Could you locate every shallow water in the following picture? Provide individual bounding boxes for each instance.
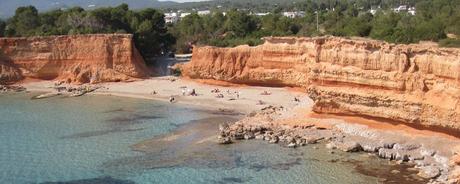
[0,92,425,184]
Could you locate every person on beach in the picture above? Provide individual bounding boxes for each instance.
[182,89,186,96]
[294,97,300,102]
[169,96,175,103]
[191,89,197,96]
[261,91,271,95]
[257,100,265,105]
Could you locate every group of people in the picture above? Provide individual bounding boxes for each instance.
[260,91,272,95]
[211,88,241,99]
[182,88,197,96]
[164,86,300,104]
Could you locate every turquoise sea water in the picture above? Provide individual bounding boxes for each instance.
[0,93,424,184]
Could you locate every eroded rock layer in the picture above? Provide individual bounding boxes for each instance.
[181,36,460,131]
[0,34,150,84]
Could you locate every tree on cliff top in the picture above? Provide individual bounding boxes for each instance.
[1,4,174,59]
[7,6,40,36]
[0,19,5,37]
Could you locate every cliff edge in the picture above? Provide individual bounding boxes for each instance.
[0,34,150,84]
[181,36,460,132]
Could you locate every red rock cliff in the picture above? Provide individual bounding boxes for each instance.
[0,34,150,84]
[181,36,460,131]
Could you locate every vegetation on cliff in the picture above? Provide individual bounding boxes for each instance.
[0,4,174,59]
[170,0,460,52]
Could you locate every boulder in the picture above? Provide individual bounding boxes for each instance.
[334,141,362,152]
[218,136,233,144]
[417,166,441,179]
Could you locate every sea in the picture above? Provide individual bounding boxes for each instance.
[0,92,426,184]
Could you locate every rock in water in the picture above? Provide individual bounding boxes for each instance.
[287,142,296,148]
[244,132,255,140]
[417,166,441,179]
[255,135,264,140]
[329,141,362,152]
[217,136,232,144]
[268,136,279,144]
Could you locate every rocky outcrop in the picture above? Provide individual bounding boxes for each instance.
[0,34,150,84]
[181,36,460,132]
[218,104,460,183]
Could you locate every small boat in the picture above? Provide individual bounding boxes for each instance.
[31,92,60,99]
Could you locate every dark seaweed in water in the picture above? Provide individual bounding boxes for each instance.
[61,112,163,139]
[214,177,253,184]
[41,176,135,184]
[105,114,163,127]
[100,117,242,175]
[60,128,144,139]
[341,157,428,184]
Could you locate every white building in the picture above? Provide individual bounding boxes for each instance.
[282,11,305,18]
[164,13,179,24]
[393,5,416,15]
[180,13,191,18]
[254,12,270,16]
[408,7,416,15]
[197,10,211,16]
[369,9,377,15]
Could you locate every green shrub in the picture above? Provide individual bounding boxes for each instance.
[439,38,460,48]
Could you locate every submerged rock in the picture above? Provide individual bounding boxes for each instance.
[244,132,255,140]
[329,141,362,152]
[417,166,441,179]
[218,136,233,144]
[269,136,279,144]
[287,142,296,148]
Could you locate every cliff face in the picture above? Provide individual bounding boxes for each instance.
[0,34,150,84]
[181,37,460,131]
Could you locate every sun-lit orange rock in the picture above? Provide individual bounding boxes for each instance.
[180,36,460,131]
[0,34,150,84]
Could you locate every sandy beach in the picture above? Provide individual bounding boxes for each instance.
[23,76,309,114]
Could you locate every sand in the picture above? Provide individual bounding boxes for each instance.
[22,76,309,114]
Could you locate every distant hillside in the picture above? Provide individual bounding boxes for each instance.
[0,0,179,18]
[0,0,310,18]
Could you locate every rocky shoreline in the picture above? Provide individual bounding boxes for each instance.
[0,85,26,93]
[1,83,101,99]
[218,106,460,184]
